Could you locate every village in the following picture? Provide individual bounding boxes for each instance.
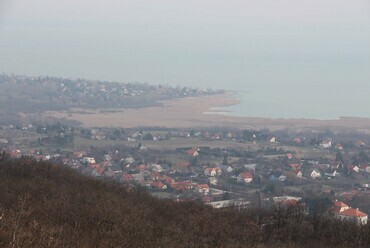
[1,123,370,225]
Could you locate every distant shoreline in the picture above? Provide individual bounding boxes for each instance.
[40,92,370,132]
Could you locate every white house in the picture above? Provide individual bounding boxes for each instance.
[208,177,218,186]
[310,169,321,179]
[206,199,250,209]
[294,170,303,178]
[324,170,338,179]
[82,157,96,164]
[320,139,332,149]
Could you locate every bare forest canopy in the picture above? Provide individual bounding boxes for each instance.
[0,74,221,125]
[1,158,370,248]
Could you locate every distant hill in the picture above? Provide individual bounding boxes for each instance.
[0,157,370,247]
[0,74,220,125]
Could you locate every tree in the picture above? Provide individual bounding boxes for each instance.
[335,150,344,163]
[143,132,153,140]
[222,155,228,165]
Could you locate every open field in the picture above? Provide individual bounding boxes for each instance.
[73,136,261,151]
[42,92,370,132]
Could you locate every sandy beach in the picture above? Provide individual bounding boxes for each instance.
[42,92,370,131]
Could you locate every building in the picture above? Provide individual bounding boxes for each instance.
[206,199,250,209]
[335,208,368,225]
[204,168,222,177]
[332,200,368,225]
[237,172,253,184]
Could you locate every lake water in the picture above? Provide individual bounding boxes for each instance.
[0,23,370,119]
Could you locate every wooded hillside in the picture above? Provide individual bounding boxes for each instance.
[0,157,370,247]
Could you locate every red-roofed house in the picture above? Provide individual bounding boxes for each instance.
[121,174,134,183]
[195,184,210,194]
[186,148,199,157]
[204,168,222,177]
[356,140,366,148]
[237,172,253,184]
[360,164,370,173]
[150,181,167,189]
[332,200,350,213]
[335,208,368,225]
[160,176,175,184]
[92,166,105,177]
[289,164,301,170]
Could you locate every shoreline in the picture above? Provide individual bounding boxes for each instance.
[40,92,370,131]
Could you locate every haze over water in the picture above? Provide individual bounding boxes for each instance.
[1,0,370,119]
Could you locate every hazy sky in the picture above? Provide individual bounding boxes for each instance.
[2,0,370,24]
[0,0,370,89]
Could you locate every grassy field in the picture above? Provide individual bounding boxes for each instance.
[73,136,263,151]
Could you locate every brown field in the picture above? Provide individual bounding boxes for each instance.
[42,92,370,131]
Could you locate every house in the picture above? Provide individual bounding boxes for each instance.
[360,164,370,173]
[124,157,135,165]
[208,177,218,185]
[332,201,368,225]
[335,208,368,225]
[91,166,105,177]
[347,165,360,173]
[82,157,96,164]
[195,184,210,194]
[121,174,134,183]
[320,139,332,149]
[294,170,303,178]
[237,172,253,184]
[150,171,161,181]
[269,174,286,182]
[131,173,145,182]
[244,164,257,171]
[186,148,199,157]
[272,196,302,206]
[325,170,338,179]
[217,164,234,173]
[310,169,321,179]
[150,163,163,172]
[330,161,344,170]
[335,143,343,150]
[355,140,366,148]
[270,137,276,143]
[160,176,175,184]
[171,182,195,191]
[206,199,250,209]
[150,181,167,190]
[289,164,301,170]
[73,151,87,158]
[204,168,222,177]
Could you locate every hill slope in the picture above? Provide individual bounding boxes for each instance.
[0,158,258,247]
[1,158,370,247]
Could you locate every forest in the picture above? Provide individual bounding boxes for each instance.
[1,155,370,248]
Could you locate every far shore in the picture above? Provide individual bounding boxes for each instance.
[41,92,370,132]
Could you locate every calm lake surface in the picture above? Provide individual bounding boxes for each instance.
[0,23,370,119]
